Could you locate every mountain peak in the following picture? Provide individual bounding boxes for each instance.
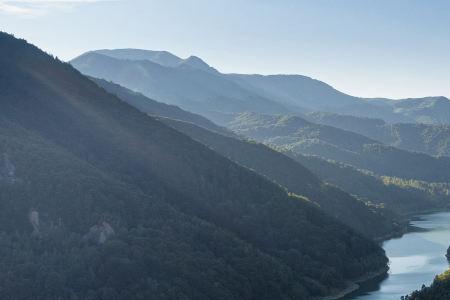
[177,55,219,73]
[90,48,183,67]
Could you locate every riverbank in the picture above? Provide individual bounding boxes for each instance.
[375,209,450,242]
[373,226,409,243]
[322,210,450,300]
[316,267,389,300]
[338,211,450,300]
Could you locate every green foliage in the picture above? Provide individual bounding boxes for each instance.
[289,152,450,214]
[159,117,406,239]
[229,112,450,183]
[404,269,450,300]
[0,32,388,300]
[308,111,450,157]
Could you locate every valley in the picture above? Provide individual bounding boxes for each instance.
[2,9,450,298]
[69,46,450,299]
[346,212,450,300]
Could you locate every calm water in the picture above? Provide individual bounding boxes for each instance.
[345,211,450,300]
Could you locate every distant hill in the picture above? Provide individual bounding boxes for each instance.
[228,112,450,183]
[229,74,450,124]
[72,49,450,125]
[289,153,450,214]
[308,112,450,157]
[0,32,387,300]
[370,96,450,124]
[227,74,407,122]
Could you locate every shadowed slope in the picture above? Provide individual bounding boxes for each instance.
[0,32,387,300]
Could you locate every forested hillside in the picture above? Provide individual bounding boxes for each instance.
[0,32,388,300]
[228,113,450,183]
[91,77,233,136]
[288,153,450,214]
[308,112,450,157]
[91,77,406,239]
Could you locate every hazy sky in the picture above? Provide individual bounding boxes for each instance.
[1,0,450,99]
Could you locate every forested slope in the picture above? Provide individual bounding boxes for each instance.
[288,153,450,214]
[0,32,387,300]
[308,112,450,157]
[228,113,450,183]
[91,77,233,136]
[91,77,406,238]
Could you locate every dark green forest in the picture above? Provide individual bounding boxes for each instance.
[4,20,450,300]
[0,32,389,300]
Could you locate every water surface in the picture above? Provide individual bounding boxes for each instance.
[345,211,450,300]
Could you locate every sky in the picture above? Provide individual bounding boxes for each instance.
[1,0,450,99]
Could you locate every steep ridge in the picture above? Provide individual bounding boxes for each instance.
[90,77,405,238]
[161,118,406,239]
[228,113,450,183]
[90,77,233,136]
[0,32,387,300]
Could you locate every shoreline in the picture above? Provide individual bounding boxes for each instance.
[316,267,389,300]
[319,209,450,300]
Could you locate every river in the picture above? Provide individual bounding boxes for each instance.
[345,211,450,300]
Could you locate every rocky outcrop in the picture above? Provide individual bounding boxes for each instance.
[29,210,40,236]
[84,222,115,244]
[0,154,17,184]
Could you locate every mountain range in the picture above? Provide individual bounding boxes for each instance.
[71,49,450,125]
[0,32,392,300]
[3,30,450,300]
[68,46,450,299]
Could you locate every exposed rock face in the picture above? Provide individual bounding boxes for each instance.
[0,154,17,184]
[84,222,115,244]
[29,210,40,236]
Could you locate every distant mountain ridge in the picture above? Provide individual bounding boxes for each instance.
[93,49,185,67]
[228,112,450,183]
[71,51,292,121]
[71,48,450,125]
[307,112,450,157]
